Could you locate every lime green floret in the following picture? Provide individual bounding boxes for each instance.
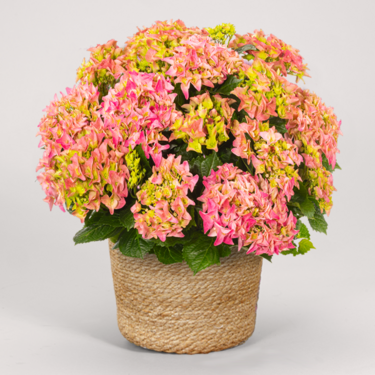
[206,23,236,45]
[125,148,146,189]
[171,93,232,153]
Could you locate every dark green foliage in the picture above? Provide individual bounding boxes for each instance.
[153,245,184,264]
[188,152,222,178]
[282,239,315,256]
[170,141,198,162]
[235,44,258,54]
[214,75,242,95]
[296,221,311,240]
[173,83,187,109]
[135,145,152,175]
[322,153,341,172]
[308,204,328,234]
[71,68,332,271]
[151,236,192,248]
[119,202,135,230]
[299,199,315,219]
[201,152,223,176]
[260,254,273,262]
[113,228,154,258]
[269,116,287,134]
[74,224,121,244]
[182,232,231,274]
[290,183,315,218]
[184,206,196,231]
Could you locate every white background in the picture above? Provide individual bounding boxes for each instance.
[1,0,374,374]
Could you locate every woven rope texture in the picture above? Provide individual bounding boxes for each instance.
[109,240,263,354]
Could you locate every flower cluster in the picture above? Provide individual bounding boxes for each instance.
[125,147,146,189]
[231,120,302,199]
[36,84,129,221]
[234,57,300,121]
[123,20,206,74]
[171,93,234,152]
[132,155,198,241]
[100,70,179,167]
[37,21,341,269]
[163,34,243,99]
[286,90,341,213]
[198,164,298,255]
[226,39,341,213]
[229,29,308,81]
[123,20,243,99]
[206,23,236,45]
[77,39,127,98]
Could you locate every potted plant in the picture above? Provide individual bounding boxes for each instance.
[36,20,341,354]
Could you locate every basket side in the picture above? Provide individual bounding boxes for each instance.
[109,240,262,354]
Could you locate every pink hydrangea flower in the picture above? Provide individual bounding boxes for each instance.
[77,39,127,95]
[198,164,298,256]
[132,155,199,241]
[170,92,234,153]
[100,70,180,167]
[229,29,309,81]
[163,33,243,99]
[36,84,129,221]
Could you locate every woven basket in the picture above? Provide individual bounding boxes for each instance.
[108,240,263,354]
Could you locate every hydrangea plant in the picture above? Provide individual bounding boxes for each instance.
[36,20,341,274]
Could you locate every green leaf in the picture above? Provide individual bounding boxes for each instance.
[188,155,205,177]
[215,75,242,95]
[321,153,333,172]
[282,248,298,256]
[235,44,258,54]
[275,124,288,134]
[154,245,184,264]
[217,243,232,258]
[299,198,315,218]
[135,144,152,175]
[308,205,328,234]
[171,142,197,162]
[95,213,122,227]
[150,236,189,248]
[287,204,303,218]
[260,254,273,262]
[109,228,125,244]
[114,229,154,258]
[184,206,196,231]
[296,221,310,240]
[201,152,223,177]
[290,183,308,204]
[119,203,135,230]
[173,83,187,108]
[182,233,221,274]
[274,123,287,134]
[269,117,288,134]
[291,183,315,218]
[74,225,119,244]
[230,97,249,122]
[84,209,107,226]
[237,157,253,174]
[298,239,315,254]
[322,153,341,172]
[282,238,315,257]
[65,203,75,215]
[220,147,235,164]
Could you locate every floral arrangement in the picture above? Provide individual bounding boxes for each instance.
[36,20,341,274]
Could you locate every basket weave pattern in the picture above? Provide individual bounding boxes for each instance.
[109,240,263,354]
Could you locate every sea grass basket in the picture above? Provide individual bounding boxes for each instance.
[108,240,263,354]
